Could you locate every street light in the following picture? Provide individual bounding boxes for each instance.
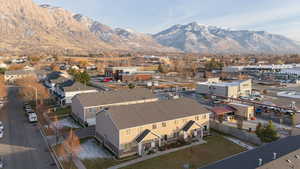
[7,85,38,111]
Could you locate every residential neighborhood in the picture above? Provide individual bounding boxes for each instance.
[1,0,300,169]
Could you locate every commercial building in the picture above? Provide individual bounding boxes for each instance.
[197,79,252,98]
[211,103,254,121]
[105,67,139,81]
[229,103,255,120]
[71,88,158,126]
[104,66,155,82]
[96,98,210,158]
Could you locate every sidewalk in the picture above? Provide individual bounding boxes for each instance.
[223,136,255,150]
[107,140,207,169]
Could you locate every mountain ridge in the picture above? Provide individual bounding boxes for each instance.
[153,22,300,54]
[0,0,299,55]
[0,0,177,55]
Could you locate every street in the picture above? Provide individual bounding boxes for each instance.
[0,88,57,169]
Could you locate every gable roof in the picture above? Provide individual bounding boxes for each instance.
[104,98,210,130]
[182,120,196,132]
[200,135,300,169]
[62,82,97,92]
[136,129,151,143]
[73,88,156,107]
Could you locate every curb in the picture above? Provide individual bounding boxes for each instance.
[38,124,64,169]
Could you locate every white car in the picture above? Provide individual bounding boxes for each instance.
[0,130,3,139]
[0,121,3,131]
[0,157,3,168]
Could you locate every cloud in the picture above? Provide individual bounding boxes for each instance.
[200,2,300,29]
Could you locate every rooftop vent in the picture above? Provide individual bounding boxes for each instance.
[258,158,263,166]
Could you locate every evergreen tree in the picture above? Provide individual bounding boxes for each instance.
[255,121,279,143]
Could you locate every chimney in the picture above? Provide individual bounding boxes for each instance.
[258,158,263,166]
[273,152,277,160]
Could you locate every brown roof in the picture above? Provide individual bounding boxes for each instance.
[105,98,210,129]
[211,106,234,115]
[73,88,156,107]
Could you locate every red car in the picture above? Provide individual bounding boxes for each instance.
[103,77,113,82]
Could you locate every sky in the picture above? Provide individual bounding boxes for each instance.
[33,0,300,41]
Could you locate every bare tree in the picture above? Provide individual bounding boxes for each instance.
[9,64,25,70]
[0,75,7,98]
[15,75,49,105]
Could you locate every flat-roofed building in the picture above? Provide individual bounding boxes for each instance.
[96,98,210,158]
[229,103,255,120]
[71,88,158,126]
[197,79,252,98]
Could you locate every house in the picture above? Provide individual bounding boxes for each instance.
[44,71,98,105]
[4,70,36,83]
[96,98,210,158]
[56,81,98,105]
[71,88,158,126]
[200,135,300,169]
[0,62,8,69]
[197,79,252,98]
[44,71,69,93]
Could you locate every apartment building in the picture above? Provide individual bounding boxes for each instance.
[71,88,158,126]
[95,98,210,158]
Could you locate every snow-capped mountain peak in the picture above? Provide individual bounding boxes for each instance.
[153,22,300,54]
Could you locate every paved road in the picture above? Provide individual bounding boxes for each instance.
[0,88,58,169]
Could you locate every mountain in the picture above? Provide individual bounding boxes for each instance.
[0,0,176,55]
[153,22,300,54]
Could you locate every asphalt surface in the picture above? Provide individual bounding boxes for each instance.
[0,88,58,169]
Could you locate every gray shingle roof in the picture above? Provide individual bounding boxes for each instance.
[106,98,210,129]
[200,135,300,169]
[63,82,96,92]
[73,88,156,107]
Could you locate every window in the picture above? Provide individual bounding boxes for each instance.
[162,122,166,127]
[152,124,157,129]
[138,127,143,134]
[195,116,199,121]
[202,114,207,119]
[204,125,208,131]
[126,129,131,135]
[174,120,178,125]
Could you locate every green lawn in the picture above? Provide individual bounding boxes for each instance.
[82,156,137,169]
[50,107,71,117]
[121,134,246,169]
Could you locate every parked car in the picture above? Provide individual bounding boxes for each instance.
[28,113,38,123]
[0,130,3,139]
[0,121,3,131]
[0,157,4,168]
